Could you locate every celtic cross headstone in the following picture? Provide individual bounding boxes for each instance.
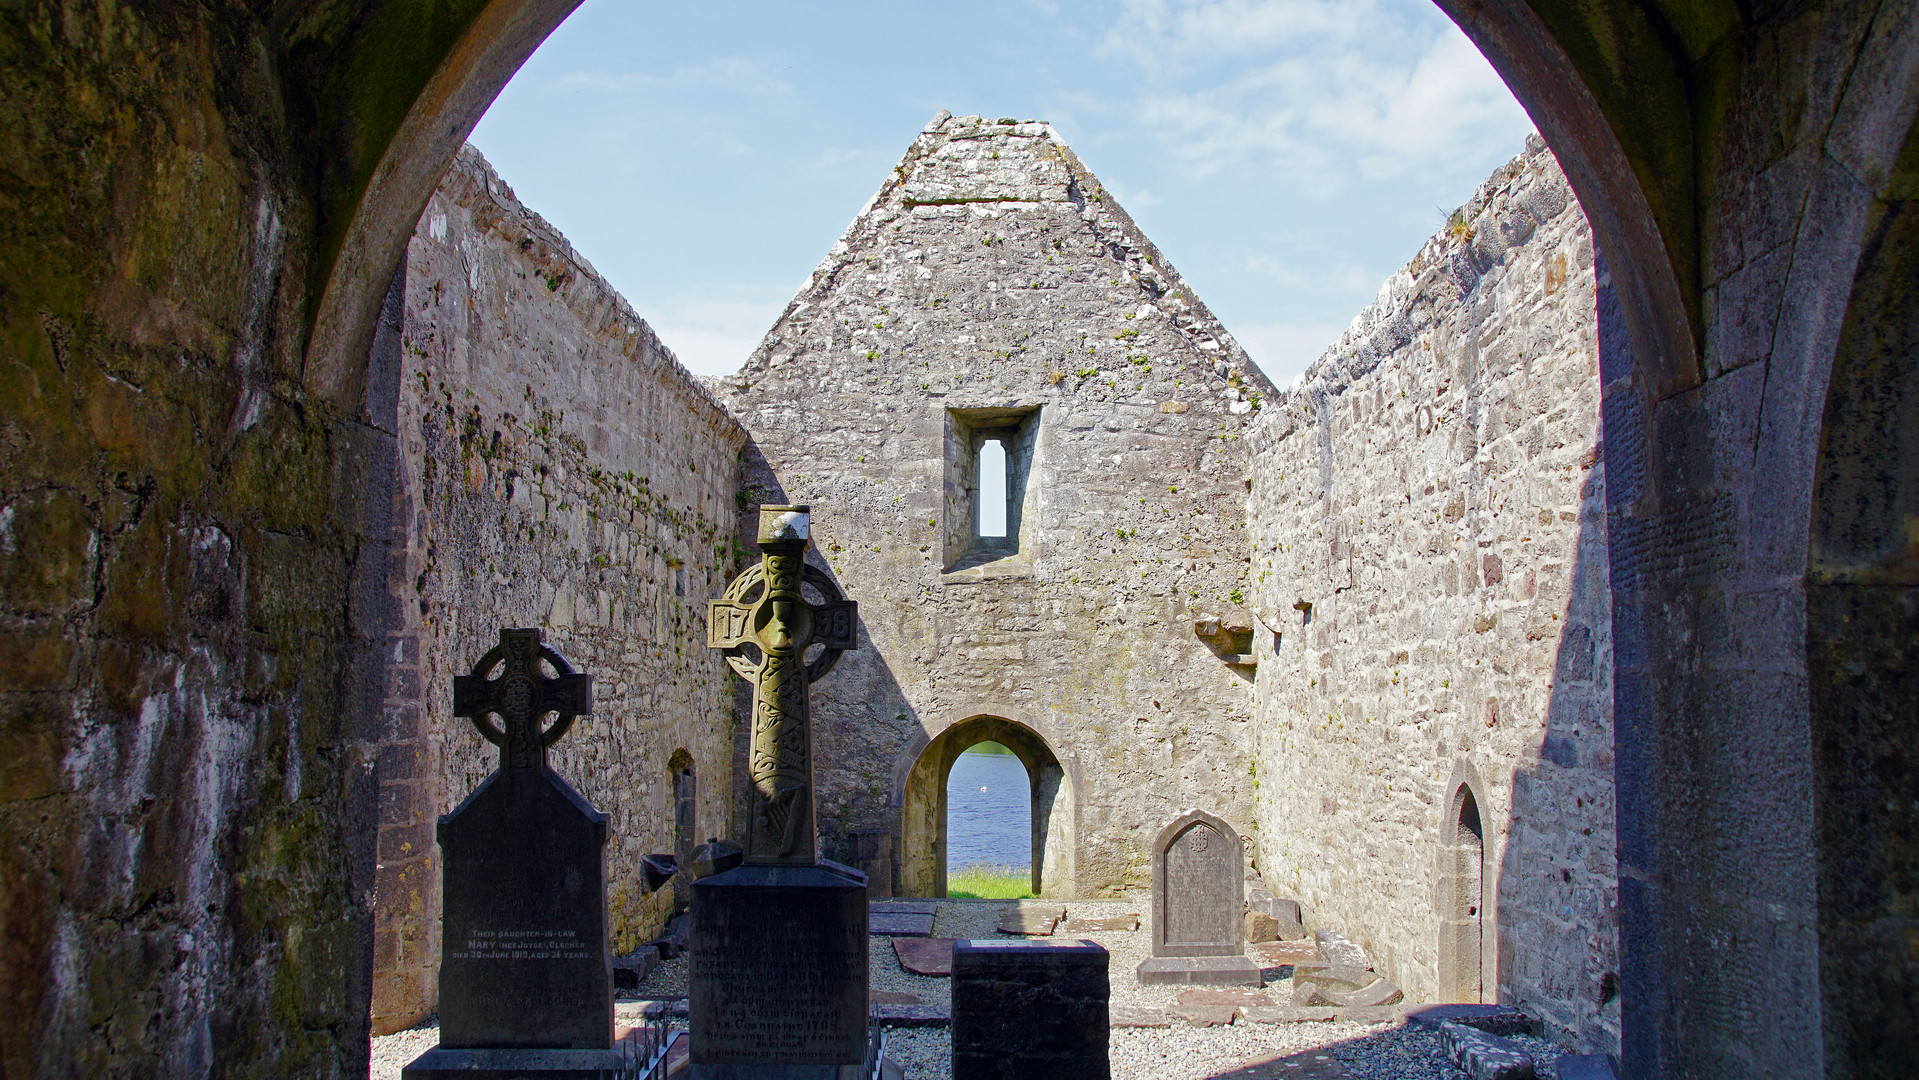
[707,504,857,864]
[691,507,872,1079]
[403,628,629,1078]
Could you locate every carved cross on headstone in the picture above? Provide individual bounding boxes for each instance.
[453,627,594,770]
[708,505,858,864]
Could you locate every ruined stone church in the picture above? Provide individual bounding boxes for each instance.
[4,4,1916,1079]
[369,111,1611,1047]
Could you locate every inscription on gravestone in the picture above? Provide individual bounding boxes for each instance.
[1136,809,1260,986]
[435,628,611,1050]
[1163,818,1238,951]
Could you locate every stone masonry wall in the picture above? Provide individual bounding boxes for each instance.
[368,148,747,1033]
[718,113,1274,898]
[1246,139,1618,1051]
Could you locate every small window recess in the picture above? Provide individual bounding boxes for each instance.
[943,405,1041,578]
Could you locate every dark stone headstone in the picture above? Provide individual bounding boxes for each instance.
[688,863,869,1079]
[951,939,1109,1080]
[403,629,632,1080]
[1135,810,1259,986]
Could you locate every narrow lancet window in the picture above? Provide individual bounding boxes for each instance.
[979,439,1008,538]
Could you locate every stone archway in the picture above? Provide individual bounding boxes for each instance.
[1438,769,1489,1003]
[898,716,1075,899]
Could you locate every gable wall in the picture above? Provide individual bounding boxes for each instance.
[718,115,1273,895]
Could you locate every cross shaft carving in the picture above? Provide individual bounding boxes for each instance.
[453,628,594,771]
[708,506,857,864]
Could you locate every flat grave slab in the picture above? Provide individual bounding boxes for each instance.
[1108,1005,1170,1028]
[892,937,956,976]
[997,905,1067,936]
[870,900,937,916]
[1064,914,1139,933]
[1169,987,1273,1026]
[869,911,937,937]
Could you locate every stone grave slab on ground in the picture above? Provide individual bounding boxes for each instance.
[1290,963,1403,1008]
[892,937,957,976]
[402,629,640,1080]
[1064,914,1139,933]
[1136,810,1260,986]
[1108,1005,1171,1028]
[1169,987,1273,1026]
[869,911,937,936]
[997,904,1067,936]
[871,900,938,915]
[952,939,1109,1080]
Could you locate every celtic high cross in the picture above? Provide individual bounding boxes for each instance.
[453,627,594,771]
[708,505,858,864]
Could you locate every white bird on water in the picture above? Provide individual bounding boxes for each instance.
[980,786,988,792]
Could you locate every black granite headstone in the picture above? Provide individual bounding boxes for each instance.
[403,629,630,1080]
[688,863,869,1079]
[951,939,1110,1080]
[1136,809,1260,986]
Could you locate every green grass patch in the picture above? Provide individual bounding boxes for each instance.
[946,864,1034,899]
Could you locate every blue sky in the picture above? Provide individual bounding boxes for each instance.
[470,0,1535,386]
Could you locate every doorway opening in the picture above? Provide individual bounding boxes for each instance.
[899,715,1074,898]
[944,741,1031,897]
[1440,780,1486,1001]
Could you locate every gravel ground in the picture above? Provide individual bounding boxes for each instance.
[370,899,1572,1080]
[885,1023,1566,1080]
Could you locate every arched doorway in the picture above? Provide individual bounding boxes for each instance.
[1439,776,1487,1002]
[899,716,1075,899]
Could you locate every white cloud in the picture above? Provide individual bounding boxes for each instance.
[1233,321,1348,387]
[644,296,787,377]
[556,56,795,98]
[1090,0,1528,186]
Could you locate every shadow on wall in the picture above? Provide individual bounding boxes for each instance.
[1492,396,1618,1049]
[724,442,928,885]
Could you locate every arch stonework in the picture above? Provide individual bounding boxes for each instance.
[1437,760,1491,1004]
[4,1,1919,1076]
[897,712,1077,900]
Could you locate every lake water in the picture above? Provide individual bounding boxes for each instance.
[946,747,1031,873]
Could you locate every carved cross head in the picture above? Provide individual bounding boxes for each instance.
[453,628,594,770]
